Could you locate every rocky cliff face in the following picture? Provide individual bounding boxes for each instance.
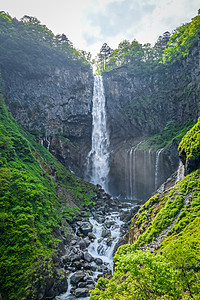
[103,46,200,198]
[1,45,200,199]
[1,64,94,176]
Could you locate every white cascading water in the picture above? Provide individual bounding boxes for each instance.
[86,75,110,192]
[55,209,126,300]
[126,143,142,200]
[176,160,185,182]
[155,148,163,189]
[88,212,124,272]
[127,147,136,200]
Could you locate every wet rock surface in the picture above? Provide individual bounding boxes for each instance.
[55,185,139,299]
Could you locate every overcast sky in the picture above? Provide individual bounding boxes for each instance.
[1,0,200,57]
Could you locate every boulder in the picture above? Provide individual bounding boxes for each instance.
[95,258,103,265]
[78,282,87,288]
[88,232,96,240]
[70,253,82,262]
[74,287,89,297]
[106,238,113,246]
[83,252,93,263]
[80,222,93,236]
[102,229,111,238]
[77,239,87,250]
[70,271,85,285]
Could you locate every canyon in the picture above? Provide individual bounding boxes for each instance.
[1,45,200,199]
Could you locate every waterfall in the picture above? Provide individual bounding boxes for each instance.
[86,75,110,192]
[155,148,163,190]
[125,146,167,200]
[40,137,50,151]
[128,148,134,199]
[126,144,139,200]
[176,160,185,182]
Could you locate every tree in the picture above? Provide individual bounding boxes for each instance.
[21,15,41,25]
[98,43,113,70]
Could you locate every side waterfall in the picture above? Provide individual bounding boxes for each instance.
[126,146,137,200]
[125,147,165,200]
[176,160,185,182]
[86,75,110,192]
[155,148,163,190]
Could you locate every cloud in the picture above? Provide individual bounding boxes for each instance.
[1,0,200,57]
[83,0,156,46]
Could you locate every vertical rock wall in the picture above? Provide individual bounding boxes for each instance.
[1,65,94,177]
[103,46,200,199]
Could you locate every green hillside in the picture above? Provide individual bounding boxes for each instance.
[0,94,95,299]
[91,120,200,300]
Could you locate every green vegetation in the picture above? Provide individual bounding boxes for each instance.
[91,120,200,299]
[96,11,200,74]
[0,12,92,77]
[162,13,200,63]
[139,119,196,151]
[178,117,200,159]
[91,232,200,299]
[0,94,95,299]
[91,169,200,299]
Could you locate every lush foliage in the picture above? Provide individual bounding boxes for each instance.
[91,231,200,299]
[0,12,91,77]
[96,12,200,74]
[91,164,200,299]
[0,94,95,299]
[139,119,196,151]
[162,14,200,63]
[178,117,200,159]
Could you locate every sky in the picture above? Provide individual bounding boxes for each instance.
[1,0,200,58]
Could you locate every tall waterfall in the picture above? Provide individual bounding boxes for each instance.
[86,75,110,192]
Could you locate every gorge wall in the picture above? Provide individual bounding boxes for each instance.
[1,63,93,177]
[1,43,200,200]
[103,45,200,198]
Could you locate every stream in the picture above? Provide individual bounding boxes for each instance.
[56,75,141,299]
[55,198,138,299]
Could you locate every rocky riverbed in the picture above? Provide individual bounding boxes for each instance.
[55,185,141,299]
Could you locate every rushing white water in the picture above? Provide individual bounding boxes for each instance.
[88,212,124,271]
[176,160,185,182]
[127,147,136,200]
[155,148,163,189]
[86,75,110,192]
[126,143,142,200]
[40,137,50,151]
[55,209,125,300]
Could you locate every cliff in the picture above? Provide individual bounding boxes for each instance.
[0,12,94,177]
[103,45,200,198]
[91,120,200,300]
[1,12,200,200]
[2,65,93,177]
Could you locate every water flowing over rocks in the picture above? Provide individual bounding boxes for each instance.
[55,186,140,299]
